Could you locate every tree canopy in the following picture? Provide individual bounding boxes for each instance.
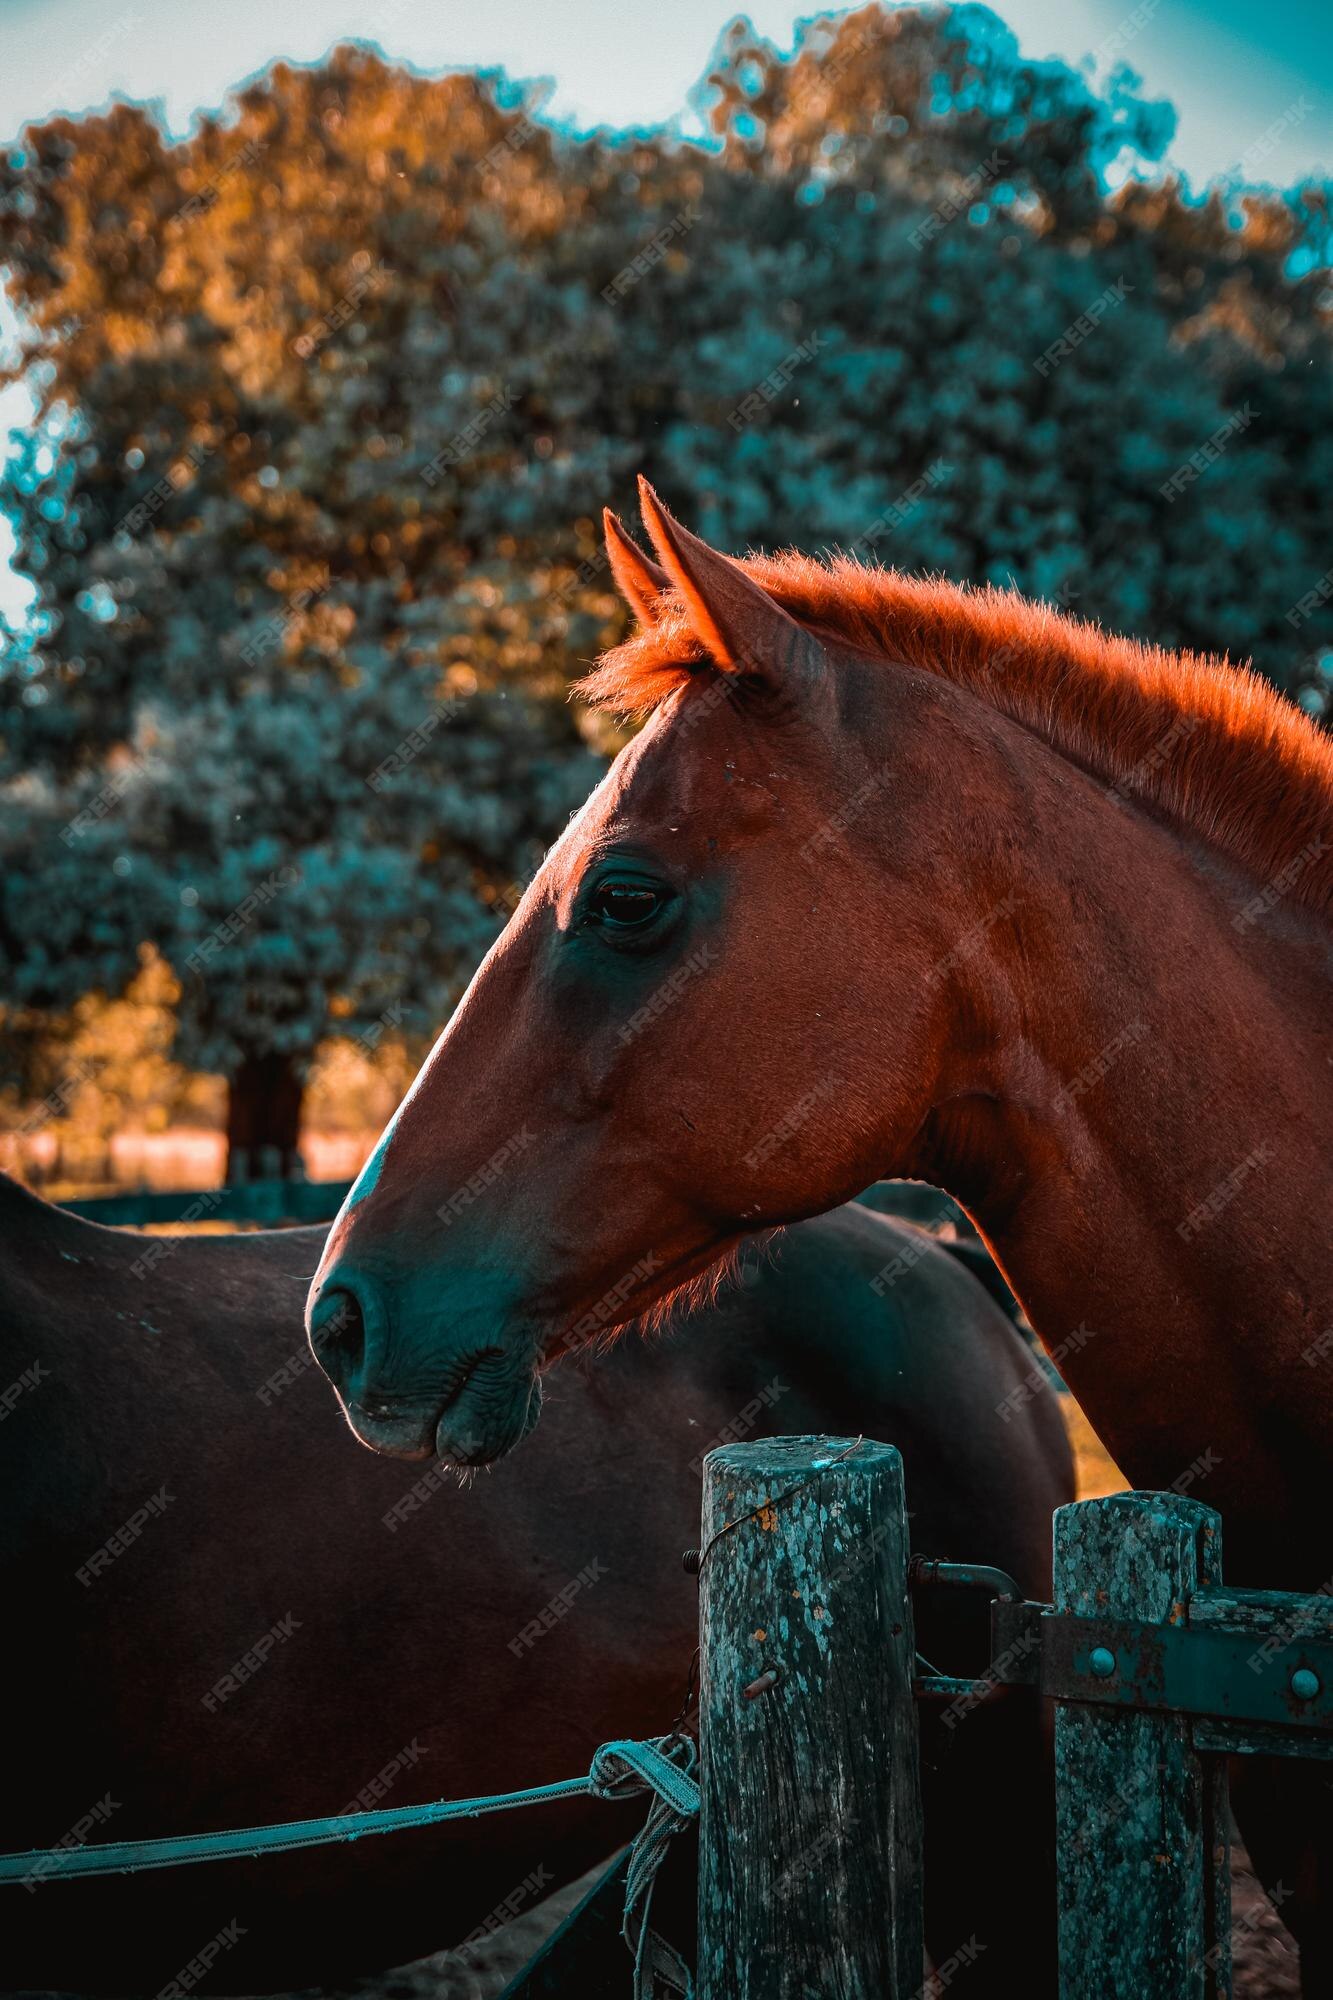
[1,4,1329,1170]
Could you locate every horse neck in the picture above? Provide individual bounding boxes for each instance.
[882,716,1332,1575]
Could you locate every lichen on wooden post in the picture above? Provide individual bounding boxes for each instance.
[697,1434,924,1999]
[1053,1491,1231,1999]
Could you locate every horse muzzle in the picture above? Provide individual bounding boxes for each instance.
[308,1281,543,1466]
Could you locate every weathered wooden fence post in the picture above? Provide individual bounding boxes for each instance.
[697,1434,923,1999]
[1053,1491,1231,1999]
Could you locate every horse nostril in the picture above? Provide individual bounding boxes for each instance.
[309,1285,367,1391]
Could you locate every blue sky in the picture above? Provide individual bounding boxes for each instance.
[1,0,1329,625]
[2,0,1328,178]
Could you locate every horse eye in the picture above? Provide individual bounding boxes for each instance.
[588,881,665,928]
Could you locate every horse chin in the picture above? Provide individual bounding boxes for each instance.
[434,1366,544,1468]
[343,1399,442,1461]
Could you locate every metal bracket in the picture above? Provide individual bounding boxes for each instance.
[908,1574,1333,1742]
[1038,1611,1333,1734]
[907,1557,1021,1602]
[909,1571,1035,1706]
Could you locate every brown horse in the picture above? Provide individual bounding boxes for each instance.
[1,1173,1069,1993]
[310,485,1332,1988]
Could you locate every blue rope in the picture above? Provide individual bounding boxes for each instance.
[0,1735,697,1883]
[1,1773,591,1881]
[591,1737,699,1998]
[1,1734,700,1997]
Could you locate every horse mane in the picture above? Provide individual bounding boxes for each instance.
[579,554,1333,921]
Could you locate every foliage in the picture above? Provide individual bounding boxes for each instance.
[0,5,1328,1152]
[0,946,208,1184]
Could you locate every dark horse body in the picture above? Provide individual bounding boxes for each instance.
[1,1173,1069,1993]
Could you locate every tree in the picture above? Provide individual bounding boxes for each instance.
[0,59,610,1174]
[1,11,1328,1175]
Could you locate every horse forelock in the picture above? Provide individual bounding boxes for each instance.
[578,552,1333,922]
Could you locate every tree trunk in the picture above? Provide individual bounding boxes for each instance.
[225,1050,304,1185]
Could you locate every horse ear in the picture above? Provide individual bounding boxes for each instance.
[636,477,817,683]
[603,509,670,626]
